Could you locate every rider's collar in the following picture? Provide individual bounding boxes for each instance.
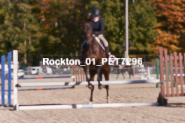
[93,18,99,22]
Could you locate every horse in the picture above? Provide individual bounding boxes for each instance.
[114,65,133,79]
[81,22,110,103]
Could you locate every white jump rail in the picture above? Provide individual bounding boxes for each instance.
[173,74,185,76]
[17,79,160,87]
[14,79,160,110]
[17,102,159,110]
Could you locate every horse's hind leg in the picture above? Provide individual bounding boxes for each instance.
[129,69,131,79]
[116,69,119,79]
[121,69,125,79]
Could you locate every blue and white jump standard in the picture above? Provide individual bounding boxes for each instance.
[0,50,18,107]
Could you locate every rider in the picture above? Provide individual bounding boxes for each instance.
[81,8,110,57]
[91,8,110,57]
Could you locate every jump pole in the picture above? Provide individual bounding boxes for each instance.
[17,79,160,87]
[17,102,159,110]
[17,75,74,80]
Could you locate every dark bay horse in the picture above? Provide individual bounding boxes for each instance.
[81,22,110,103]
[114,65,134,79]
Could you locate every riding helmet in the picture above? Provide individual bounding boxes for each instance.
[91,8,101,16]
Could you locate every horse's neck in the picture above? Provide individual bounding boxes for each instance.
[86,37,97,49]
[85,37,102,56]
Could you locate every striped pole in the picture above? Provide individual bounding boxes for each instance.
[17,102,159,110]
[17,87,73,91]
[18,75,74,80]
[8,52,12,106]
[2,87,73,92]
[1,55,5,106]
[17,79,160,87]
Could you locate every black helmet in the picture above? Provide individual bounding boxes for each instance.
[91,8,101,16]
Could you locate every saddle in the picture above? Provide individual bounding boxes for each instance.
[81,36,114,59]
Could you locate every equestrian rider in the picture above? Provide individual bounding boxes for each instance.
[91,8,110,57]
[82,8,110,57]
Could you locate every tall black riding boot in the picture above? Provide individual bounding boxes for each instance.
[80,42,87,65]
[80,48,85,65]
[105,47,110,58]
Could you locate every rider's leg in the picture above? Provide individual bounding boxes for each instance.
[98,34,110,57]
[80,41,86,64]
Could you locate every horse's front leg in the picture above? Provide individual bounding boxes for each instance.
[116,69,119,79]
[129,70,131,79]
[96,66,103,90]
[82,66,93,89]
[89,70,96,104]
[121,69,125,79]
[104,71,110,103]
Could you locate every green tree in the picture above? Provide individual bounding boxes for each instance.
[86,0,158,55]
[0,0,41,65]
[0,0,159,65]
[39,0,88,57]
[129,0,158,53]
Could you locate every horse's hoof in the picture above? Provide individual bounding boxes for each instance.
[98,84,103,90]
[89,101,93,104]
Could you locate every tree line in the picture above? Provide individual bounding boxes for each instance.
[0,0,184,65]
